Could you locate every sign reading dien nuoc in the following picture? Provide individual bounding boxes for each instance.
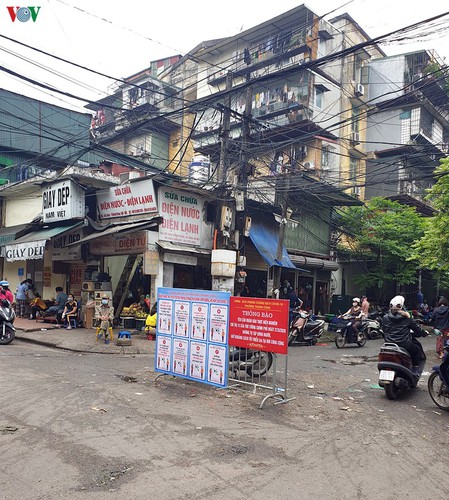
[158,188,203,246]
[96,179,157,219]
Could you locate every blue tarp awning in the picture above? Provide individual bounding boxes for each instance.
[249,219,296,269]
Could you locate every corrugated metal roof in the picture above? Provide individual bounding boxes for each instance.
[10,222,83,245]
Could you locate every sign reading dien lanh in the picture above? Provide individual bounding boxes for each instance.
[158,188,204,246]
[96,179,157,220]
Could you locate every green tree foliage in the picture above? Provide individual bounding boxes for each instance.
[338,198,425,290]
[412,158,449,285]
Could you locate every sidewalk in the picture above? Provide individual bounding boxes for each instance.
[13,317,155,355]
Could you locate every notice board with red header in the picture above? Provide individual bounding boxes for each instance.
[228,297,289,355]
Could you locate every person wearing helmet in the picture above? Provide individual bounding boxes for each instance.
[382,295,429,369]
[282,285,302,325]
[0,281,14,304]
[430,297,449,359]
[340,298,364,341]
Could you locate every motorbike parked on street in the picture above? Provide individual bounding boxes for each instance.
[360,310,384,340]
[428,339,449,411]
[0,299,16,345]
[377,339,426,400]
[288,307,324,346]
[334,315,367,348]
[228,346,273,377]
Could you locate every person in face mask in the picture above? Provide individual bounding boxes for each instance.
[61,294,78,329]
[94,295,114,339]
[382,295,428,369]
[340,297,364,341]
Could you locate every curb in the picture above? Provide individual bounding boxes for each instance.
[14,333,150,355]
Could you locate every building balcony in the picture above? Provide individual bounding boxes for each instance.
[207,35,312,86]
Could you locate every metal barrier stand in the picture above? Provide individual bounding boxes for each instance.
[227,350,296,409]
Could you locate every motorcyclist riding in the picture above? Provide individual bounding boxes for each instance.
[340,297,363,341]
[382,295,429,372]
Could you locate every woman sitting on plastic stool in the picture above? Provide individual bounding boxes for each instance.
[61,294,78,329]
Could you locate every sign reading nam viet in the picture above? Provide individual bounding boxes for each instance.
[155,287,230,388]
[42,180,85,223]
[158,188,203,246]
[228,297,289,355]
[96,179,157,220]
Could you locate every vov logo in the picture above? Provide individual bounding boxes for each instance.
[7,6,41,22]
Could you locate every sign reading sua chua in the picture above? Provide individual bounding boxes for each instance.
[42,180,85,223]
[96,179,157,220]
[158,188,204,246]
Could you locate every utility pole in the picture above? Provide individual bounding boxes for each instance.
[218,72,232,190]
[215,71,233,249]
[211,71,236,295]
[272,175,291,298]
[234,74,253,294]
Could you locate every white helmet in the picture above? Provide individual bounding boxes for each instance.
[352,297,361,304]
[390,295,405,310]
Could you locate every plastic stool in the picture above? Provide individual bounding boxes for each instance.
[65,317,77,328]
[118,331,132,340]
[96,326,113,342]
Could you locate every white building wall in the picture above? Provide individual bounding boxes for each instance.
[367,56,406,103]
[4,197,41,226]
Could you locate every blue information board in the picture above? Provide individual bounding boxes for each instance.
[154,287,230,388]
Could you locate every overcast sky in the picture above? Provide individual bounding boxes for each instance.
[1,0,449,112]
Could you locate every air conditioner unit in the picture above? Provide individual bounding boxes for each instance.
[82,281,95,292]
[413,73,423,82]
[355,83,365,97]
[351,132,361,145]
[304,161,315,170]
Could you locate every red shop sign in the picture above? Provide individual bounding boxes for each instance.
[228,297,289,355]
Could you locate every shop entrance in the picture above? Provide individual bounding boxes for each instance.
[173,263,211,290]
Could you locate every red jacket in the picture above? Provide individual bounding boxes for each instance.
[0,289,14,303]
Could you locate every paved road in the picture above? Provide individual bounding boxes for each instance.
[0,337,447,499]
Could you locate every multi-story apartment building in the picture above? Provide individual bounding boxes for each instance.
[160,6,386,309]
[364,49,449,214]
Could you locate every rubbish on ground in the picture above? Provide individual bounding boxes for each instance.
[0,426,18,434]
[340,407,352,411]
[306,384,315,389]
[433,410,442,415]
[370,384,383,389]
[134,392,143,396]
[388,430,400,436]
[91,407,107,413]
